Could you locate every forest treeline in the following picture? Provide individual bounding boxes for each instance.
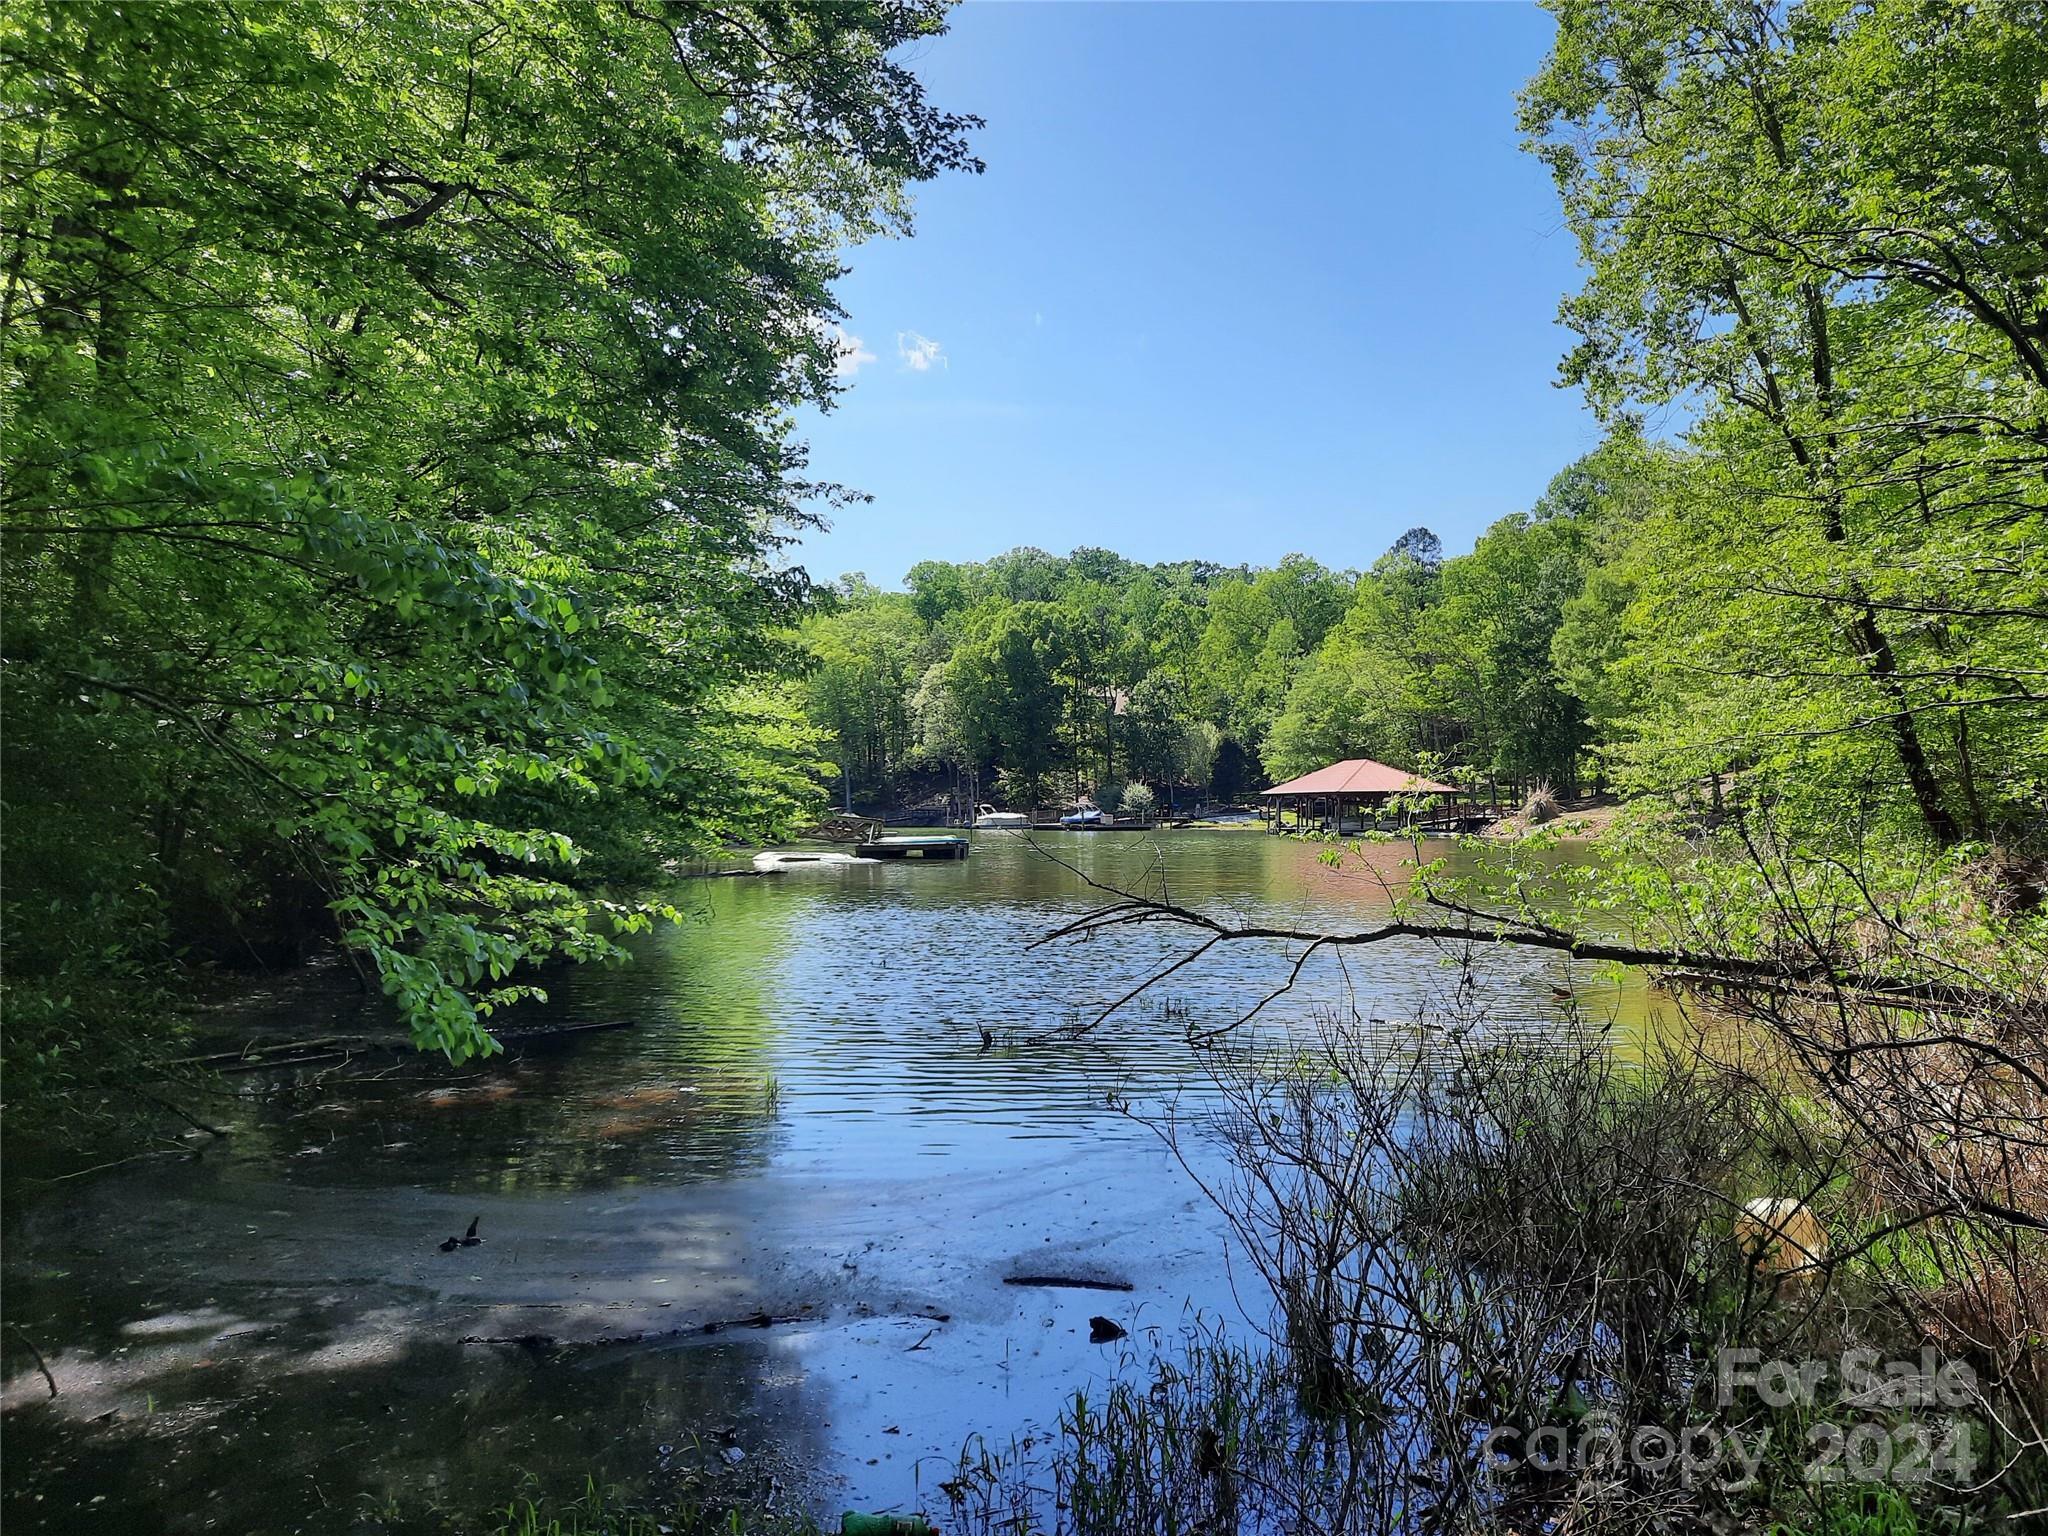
[805,371,2040,834]
[799,449,1634,812]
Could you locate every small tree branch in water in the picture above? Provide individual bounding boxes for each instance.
[1032,883,2002,1032]
[5,1323,58,1398]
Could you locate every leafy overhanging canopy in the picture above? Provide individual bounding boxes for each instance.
[1,0,979,1064]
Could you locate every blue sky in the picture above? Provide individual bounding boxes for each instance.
[792,1,1600,589]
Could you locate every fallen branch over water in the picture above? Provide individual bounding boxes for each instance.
[168,1018,638,1074]
[1035,895,2000,1015]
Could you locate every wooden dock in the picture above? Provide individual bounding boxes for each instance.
[860,834,970,860]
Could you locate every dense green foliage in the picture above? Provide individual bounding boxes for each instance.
[1523,0,2047,848]
[799,478,1635,814]
[1,1,976,1073]
[802,548,1348,810]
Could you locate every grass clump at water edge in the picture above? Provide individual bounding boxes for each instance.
[490,1475,823,1536]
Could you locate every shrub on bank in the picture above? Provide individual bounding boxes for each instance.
[931,1016,2044,1535]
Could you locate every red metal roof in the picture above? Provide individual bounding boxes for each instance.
[1259,758,1458,797]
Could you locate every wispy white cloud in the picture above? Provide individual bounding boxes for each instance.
[896,330,946,372]
[821,322,876,379]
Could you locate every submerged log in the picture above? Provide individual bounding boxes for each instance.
[461,1303,831,1354]
[177,1018,637,1073]
[1002,1274,1136,1292]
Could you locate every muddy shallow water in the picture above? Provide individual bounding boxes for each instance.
[2,831,1675,1533]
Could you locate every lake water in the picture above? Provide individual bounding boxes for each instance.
[1,830,1676,1532]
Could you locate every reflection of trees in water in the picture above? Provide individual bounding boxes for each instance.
[2,1334,818,1534]
[215,878,814,1193]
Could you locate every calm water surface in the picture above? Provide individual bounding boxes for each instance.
[1,832,1677,1532]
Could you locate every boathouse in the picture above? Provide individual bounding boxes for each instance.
[1258,757,1459,833]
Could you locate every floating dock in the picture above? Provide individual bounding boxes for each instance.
[860,834,970,860]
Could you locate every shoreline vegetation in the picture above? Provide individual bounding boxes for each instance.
[4,0,2045,1533]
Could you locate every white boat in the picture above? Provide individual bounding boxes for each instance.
[973,803,1029,828]
[751,850,878,872]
